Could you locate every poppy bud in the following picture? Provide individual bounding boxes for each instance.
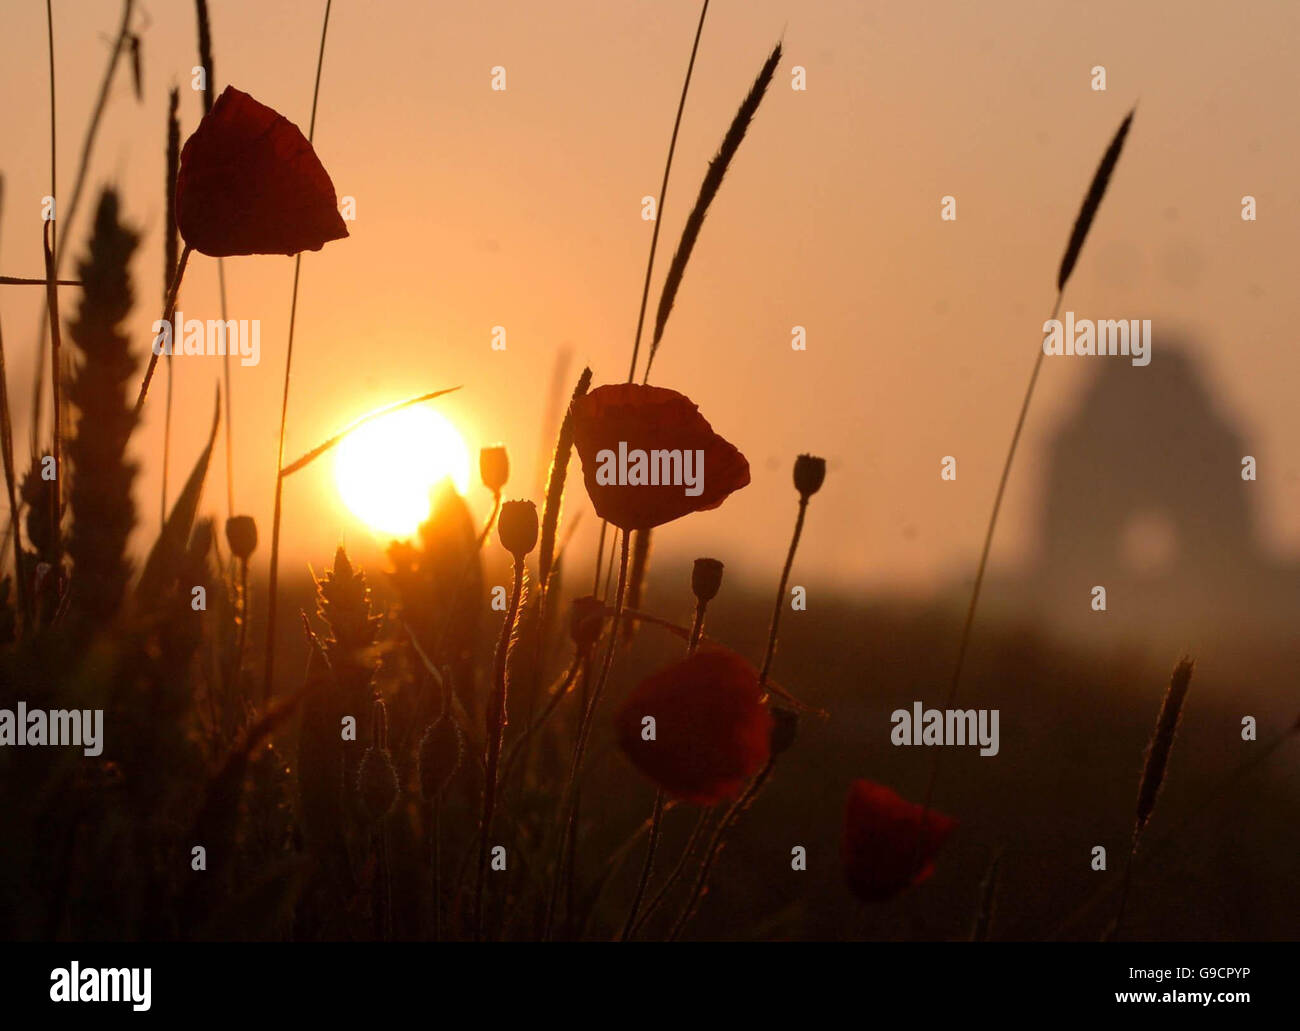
[497,500,538,559]
[793,454,826,498]
[480,445,509,494]
[225,515,258,560]
[569,595,606,650]
[418,716,463,801]
[769,706,798,756]
[691,558,724,603]
[357,746,399,822]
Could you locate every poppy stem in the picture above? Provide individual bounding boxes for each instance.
[501,650,583,778]
[132,244,192,418]
[630,805,710,937]
[232,554,249,674]
[669,757,775,940]
[619,788,665,940]
[473,554,524,938]
[687,596,709,654]
[622,590,710,938]
[30,0,135,457]
[546,529,631,938]
[760,494,810,687]
[592,520,608,594]
[431,795,443,941]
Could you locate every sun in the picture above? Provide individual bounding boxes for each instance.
[334,405,471,538]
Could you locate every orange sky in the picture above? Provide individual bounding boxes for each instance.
[1,0,1298,593]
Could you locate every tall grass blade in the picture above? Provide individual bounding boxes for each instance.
[264,0,335,705]
[1135,656,1194,834]
[1057,108,1135,291]
[538,367,590,592]
[162,88,180,524]
[136,386,219,603]
[644,40,781,380]
[279,387,461,478]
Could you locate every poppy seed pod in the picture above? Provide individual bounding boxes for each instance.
[224,515,258,560]
[793,454,826,498]
[569,595,606,650]
[480,445,509,494]
[418,716,463,801]
[357,746,399,822]
[497,500,539,559]
[691,558,724,603]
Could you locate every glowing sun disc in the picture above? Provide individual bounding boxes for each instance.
[334,406,470,538]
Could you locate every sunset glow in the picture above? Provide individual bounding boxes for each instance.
[334,406,471,537]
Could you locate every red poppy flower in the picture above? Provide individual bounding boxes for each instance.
[841,780,957,902]
[614,646,772,805]
[175,86,349,257]
[571,384,750,530]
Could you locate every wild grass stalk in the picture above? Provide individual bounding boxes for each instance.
[1111,656,1194,939]
[626,0,710,383]
[162,89,180,524]
[642,39,782,383]
[132,244,192,415]
[588,0,711,613]
[66,190,140,629]
[538,367,591,598]
[42,0,64,553]
[264,0,336,705]
[277,388,461,477]
[915,108,1136,864]
[473,503,537,937]
[30,0,136,448]
[1049,713,1299,939]
[193,0,236,519]
[0,179,28,630]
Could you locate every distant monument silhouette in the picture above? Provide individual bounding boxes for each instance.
[1000,338,1297,641]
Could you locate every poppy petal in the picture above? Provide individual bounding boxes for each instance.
[175,86,349,257]
[841,780,957,902]
[571,383,750,530]
[614,646,772,804]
